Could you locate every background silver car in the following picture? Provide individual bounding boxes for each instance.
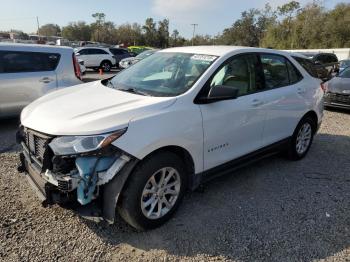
[0,43,82,118]
[324,66,350,109]
[119,49,159,69]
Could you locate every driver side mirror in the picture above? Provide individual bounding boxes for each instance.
[198,85,239,104]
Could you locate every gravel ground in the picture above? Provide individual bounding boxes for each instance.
[0,109,350,262]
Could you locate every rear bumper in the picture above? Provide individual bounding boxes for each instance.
[324,93,350,109]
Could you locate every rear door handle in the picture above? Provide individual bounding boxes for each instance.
[251,99,264,107]
[39,77,54,84]
[297,87,306,94]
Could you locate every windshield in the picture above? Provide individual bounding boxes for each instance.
[136,50,157,59]
[109,52,217,97]
[339,67,350,78]
[340,60,350,68]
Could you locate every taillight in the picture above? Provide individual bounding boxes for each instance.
[72,53,82,80]
[320,82,328,93]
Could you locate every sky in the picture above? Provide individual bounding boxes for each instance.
[0,0,345,38]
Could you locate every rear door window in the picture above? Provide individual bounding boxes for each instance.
[260,54,290,89]
[90,49,109,55]
[0,51,60,73]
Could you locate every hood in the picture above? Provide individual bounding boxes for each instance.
[120,57,139,63]
[21,81,176,136]
[327,77,350,94]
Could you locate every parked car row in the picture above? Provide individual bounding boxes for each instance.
[74,47,141,72]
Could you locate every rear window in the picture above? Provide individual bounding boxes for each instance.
[292,56,319,78]
[0,51,60,73]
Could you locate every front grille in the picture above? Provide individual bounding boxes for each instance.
[24,129,52,165]
[326,92,350,104]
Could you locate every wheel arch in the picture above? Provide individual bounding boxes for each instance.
[301,110,318,133]
[141,145,195,180]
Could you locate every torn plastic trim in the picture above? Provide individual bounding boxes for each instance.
[75,152,132,206]
[97,154,130,185]
[102,158,139,224]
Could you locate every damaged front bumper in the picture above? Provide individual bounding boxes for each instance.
[17,128,138,223]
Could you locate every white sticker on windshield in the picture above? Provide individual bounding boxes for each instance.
[191,54,217,62]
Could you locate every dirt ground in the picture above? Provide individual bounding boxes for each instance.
[0,106,349,261]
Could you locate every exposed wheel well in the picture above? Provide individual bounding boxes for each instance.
[142,146,195,181]
[301,111,318,133]
[100,60,112,66]
[148,146,194,173]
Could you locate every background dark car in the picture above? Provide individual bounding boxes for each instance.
[297,52,339,80]
[324,66,350,110]
[292,54,328,81]
[108,48,133,67]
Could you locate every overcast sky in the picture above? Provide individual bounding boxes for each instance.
[0,0,344,38]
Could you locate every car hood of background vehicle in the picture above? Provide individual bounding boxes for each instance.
[121,57,139,63]
[21,81,176,136]
[327,77,350,93]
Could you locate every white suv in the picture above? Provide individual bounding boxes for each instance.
[75,47,116,72]
[0,43,82,118]
[18,46,324,230]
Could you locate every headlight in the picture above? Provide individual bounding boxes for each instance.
[49,128,127,155]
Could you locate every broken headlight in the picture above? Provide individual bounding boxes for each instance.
[49,128,127,155]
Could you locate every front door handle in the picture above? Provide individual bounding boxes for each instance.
[39,77,54,84]
[251,99,264,107]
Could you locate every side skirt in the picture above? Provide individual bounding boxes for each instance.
[190,138,291,190]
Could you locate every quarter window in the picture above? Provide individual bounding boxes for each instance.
[292,56,319,78]
[0,51,60,73]
[286,60,303,84]
[210,54,264,97]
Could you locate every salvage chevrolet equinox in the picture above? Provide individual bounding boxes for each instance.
[17,46,324,230]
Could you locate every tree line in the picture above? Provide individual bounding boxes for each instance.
[17,1,350,49]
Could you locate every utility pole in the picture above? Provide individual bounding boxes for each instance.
[36,16,40,41]
[191,23,198,46]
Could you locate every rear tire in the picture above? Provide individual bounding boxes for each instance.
[287,116,316,160]
[117,152,187,231]
[100,61,112,72]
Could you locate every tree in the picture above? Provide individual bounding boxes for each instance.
[91,13,106,42]
[170,29,179,47]
[39,24,61,36]
[62,21,91,41]
[157,19,169,48]
[218,6,276,47]
[115,23,144,46]
[142,18,157,46]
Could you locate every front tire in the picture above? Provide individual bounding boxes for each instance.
[287,116,315,160]
[117,152,187,230]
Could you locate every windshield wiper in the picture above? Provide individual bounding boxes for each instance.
[105,79,116,89]
[118,88,151,96]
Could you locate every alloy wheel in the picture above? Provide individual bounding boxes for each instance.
[141,167,181,220]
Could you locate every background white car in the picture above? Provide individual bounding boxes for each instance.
[0,43,82,118]
[75,47,116,72]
